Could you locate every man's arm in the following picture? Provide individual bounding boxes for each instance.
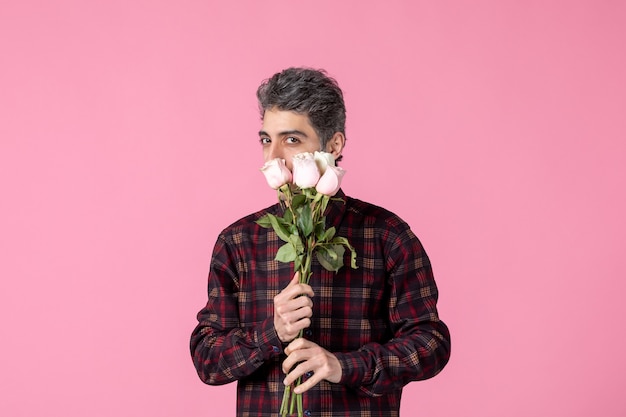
[334,226,451,396]
[190,235,285,385]
[190,235,316,385]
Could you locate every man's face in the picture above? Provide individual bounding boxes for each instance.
[259,108,324,171]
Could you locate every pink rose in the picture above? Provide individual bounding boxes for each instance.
[292,152,320,189]
[313,151,335,174]
[315,165,345,196]
[260,158,292,189]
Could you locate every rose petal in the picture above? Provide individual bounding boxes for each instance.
[315,165,345,196]
[292,153,320,189]
[261,158,292,189]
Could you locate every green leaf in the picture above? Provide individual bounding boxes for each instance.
[275,243,297,263]
[316,245,345,272]
[330,236,350,247]
[256,214,272,228]
[268,214,292,243]
[321,226,336,242]
[289,234,304,253]
[314,220,325,241]
[330,244,344,260]
[294,254,303,271]
[316,248,335,272]
[283,209,293,224]
[329,236,358,269]
[278,216,298,236]
[350,246,358,269]
[291,194,307,210]
[297,203,313,237]
[276,214,290,226]
[319,194,330,215]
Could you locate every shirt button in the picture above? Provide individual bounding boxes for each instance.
[305,371,313,378]
[304,410,311,417]
[304,329,313,337]
[272,345,280,353]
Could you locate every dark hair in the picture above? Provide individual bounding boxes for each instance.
[256,67,346,153]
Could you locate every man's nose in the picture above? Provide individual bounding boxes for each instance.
[266,142,283,161]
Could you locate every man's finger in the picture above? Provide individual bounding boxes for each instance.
[284,336,309,356]
[293,376,318,394]
[283,360,311,386]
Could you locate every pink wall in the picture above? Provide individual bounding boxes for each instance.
[1,1,625,416]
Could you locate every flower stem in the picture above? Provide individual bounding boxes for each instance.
[280,385,290,416]
[297,390,303,416]
[289,382,297,414]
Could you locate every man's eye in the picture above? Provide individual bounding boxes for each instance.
[286,137,299,144]
[260,137,271,145]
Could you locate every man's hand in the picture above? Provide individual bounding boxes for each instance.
[274,272,314,343]
[282,338,343,394]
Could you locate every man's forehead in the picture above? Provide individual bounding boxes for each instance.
[261,109,314,131]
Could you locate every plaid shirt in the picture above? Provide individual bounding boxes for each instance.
[191,191,451,416]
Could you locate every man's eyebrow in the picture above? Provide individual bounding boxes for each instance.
[258,130,309,137]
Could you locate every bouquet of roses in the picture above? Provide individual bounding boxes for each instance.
[258,151,357,417]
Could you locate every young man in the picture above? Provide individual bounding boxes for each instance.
[191,68,451,416]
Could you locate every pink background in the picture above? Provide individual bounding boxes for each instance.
[1,1,625,416]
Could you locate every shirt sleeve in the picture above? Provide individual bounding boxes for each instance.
[334,225,451,397]
[190,234,284,385]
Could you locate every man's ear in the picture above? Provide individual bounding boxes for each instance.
[326,132,346,159]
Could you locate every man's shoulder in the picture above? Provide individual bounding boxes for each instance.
[345,196,408,229]
[345,196,427,256]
